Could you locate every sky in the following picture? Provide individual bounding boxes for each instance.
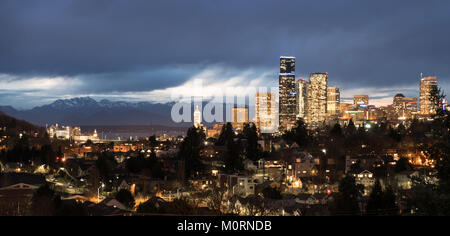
[1,0,449,109]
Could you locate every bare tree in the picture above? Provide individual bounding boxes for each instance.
[245,195,265,216]
[201,185,227,215]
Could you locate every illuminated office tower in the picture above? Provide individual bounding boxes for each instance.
[340,103,353,118]
[403,97,418,113]
[193,106,202,128]
[393,93,418,119]
[232,107,249,131]
[368,106,384,121]
[393,93,406,111]
[353,95,369,108]
[279,56,296,131]
[256,92,277,133]
[327,86,340,117]
[306,73,328,127]
[296,78,308,119]
[420,75,438,116]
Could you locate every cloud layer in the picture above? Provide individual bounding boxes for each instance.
[1,0,449,108]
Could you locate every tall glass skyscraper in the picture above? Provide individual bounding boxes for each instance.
[193,105,201,128]
[256,92,277,133]
[296,78,308,120]
[279,56,296,131]
[353,95,369,108]
[420,75,438,116]
[327,86,340,117]
[306,73,328,127]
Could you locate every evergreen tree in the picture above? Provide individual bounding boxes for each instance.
[345,119,356,136]
[96,152,116,182]
[242,123,260,161]
[282,119,309,148]
[216,123,234,146]
[148,135,158,147]
[30,184,56,216]
[178,126,205,179]
[410,107,450,215]
[366,180,385,215]
[395,157,411,173]
[115,189,136,209]
[148,147,163,178]
[330,123,343,138]
[292,119,309,148]
[215,122,244,173]
[224,137,243,174]
[366,180,398,215]
[382,186,398,216]
[430,86,446,118]
[331,175,363,215]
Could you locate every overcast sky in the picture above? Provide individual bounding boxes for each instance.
[1,0,449,109]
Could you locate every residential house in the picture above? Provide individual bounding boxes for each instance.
[352,170,375,195]
[0,173,47,215]
[218,174,256,197]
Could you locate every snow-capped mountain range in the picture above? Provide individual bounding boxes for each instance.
[0,97,180,126]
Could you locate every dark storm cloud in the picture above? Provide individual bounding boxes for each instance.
[74,65,202,93]
[0,0,449,104]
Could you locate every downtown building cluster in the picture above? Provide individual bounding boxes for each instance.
[204,57,444,138]
[46,124,100,143]
[254,56,445,133]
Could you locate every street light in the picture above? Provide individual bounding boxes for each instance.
[97,182,105,204]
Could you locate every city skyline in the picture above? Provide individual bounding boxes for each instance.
[0,0,449,109]
[2,1,450,219]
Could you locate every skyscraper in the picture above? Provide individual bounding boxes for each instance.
[393,93,418,120]
[353,95,369,108]
[232,107,249,131]
[279,56,296,131]
[327,86,340,117]
[296,78,307,120]
[256,92,277,133]
[393,93,406,111]
[420,76,438,116]
[306,73,328,127]
[193,106,201,128]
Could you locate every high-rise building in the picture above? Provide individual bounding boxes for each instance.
[393,93,418,120]
[327,86,340,117]
[354,95,369,108]
[420,76,438,116]
[193,106,201,128]
[256,92,277,133]
[393,93,406,111]
[380,105,397,122]
[279,56,296,131]
[207,123,224,139]
[368,105,384,121]
[47,124,71,140]
[403,97,418,112]
[295,78,308,120]
[339,103,353,119]
[232,107,249,131]
[306,73,328,127]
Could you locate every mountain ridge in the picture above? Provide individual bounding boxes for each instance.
[0,97,181,127]
[0,111,44,135]
[0,97,247,127]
